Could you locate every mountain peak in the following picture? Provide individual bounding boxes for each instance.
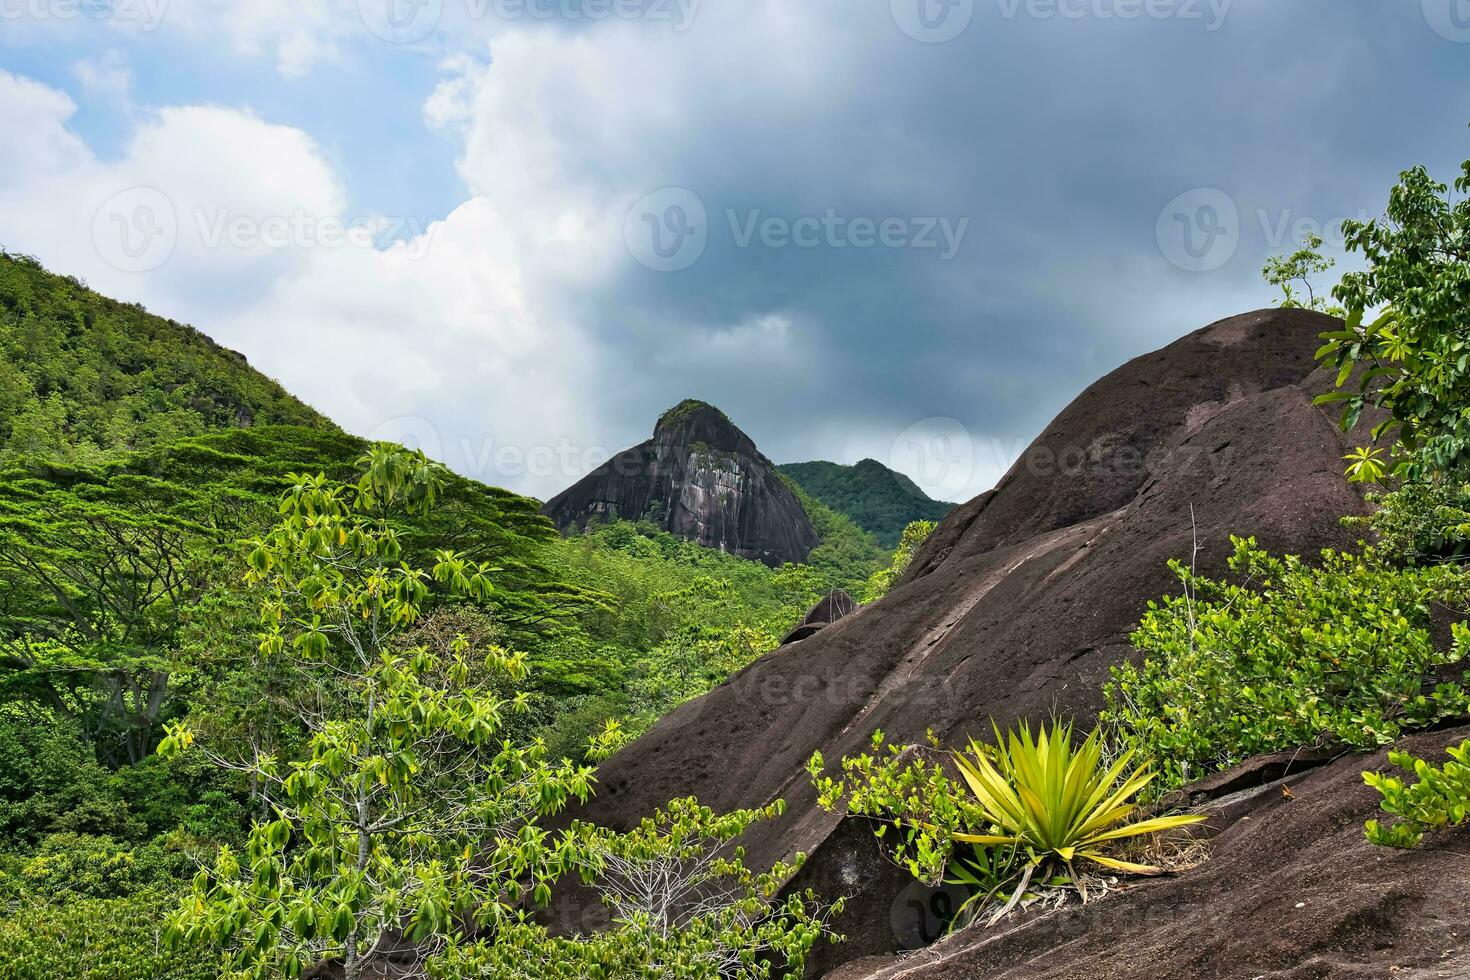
[652,399,753,455]
[544,402,817,566]
[657,398,729,428]
[779,458,953,549]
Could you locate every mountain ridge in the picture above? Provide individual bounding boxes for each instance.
[780,457,953,548]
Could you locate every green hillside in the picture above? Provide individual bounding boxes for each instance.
[0,252,332,466]
[781,457,953,548]
[0,254,894,977]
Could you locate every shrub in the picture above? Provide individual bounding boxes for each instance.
[432,798,844,980]
[0,890,215,980]
[863,520,937,602]
[1364,739,1470,848]
[1315,147,1470,482]
[1344,480,1470,567]
[0,710,139,848]
[1104,536,1470,793]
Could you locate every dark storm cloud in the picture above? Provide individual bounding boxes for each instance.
[561,0,1470,499]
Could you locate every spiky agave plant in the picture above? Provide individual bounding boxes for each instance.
[948,720,1204,920]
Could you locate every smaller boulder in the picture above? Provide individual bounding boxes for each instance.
[781,589,860,646]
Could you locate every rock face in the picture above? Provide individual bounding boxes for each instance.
[542,400,820,566]
[551,310,1382,973]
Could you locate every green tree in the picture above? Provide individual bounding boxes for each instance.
[1261,233,1345,315]
[0,468,222,765]
[863,520,937,602]
[161,446,623,980]
[1314,147,1470,481]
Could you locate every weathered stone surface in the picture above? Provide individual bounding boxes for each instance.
[542,400,820,567]
[556,309,1382,975]
[781,590,861,645]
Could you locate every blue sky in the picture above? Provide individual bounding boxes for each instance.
[2,0,1468,501]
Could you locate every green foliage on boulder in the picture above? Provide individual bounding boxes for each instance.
[1314,148,1470,482]
[1365,739,1470,848]
[864,520,938,601]
[1104,536,1470,793]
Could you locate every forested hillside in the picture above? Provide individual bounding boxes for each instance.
[781,458,952,548]
[0,253,332,465]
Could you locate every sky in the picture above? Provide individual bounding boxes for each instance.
[1,0,1468,503]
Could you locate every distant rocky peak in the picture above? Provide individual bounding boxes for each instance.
[543,399,818,566]
[653,399,759,457]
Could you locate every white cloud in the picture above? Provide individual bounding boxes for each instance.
[71,49,133,108]
[0,70,88,183]
[0,68,599,499]
[154,0,353,75]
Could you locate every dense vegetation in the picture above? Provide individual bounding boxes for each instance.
[0,253,330,466]
[780,459,952,549]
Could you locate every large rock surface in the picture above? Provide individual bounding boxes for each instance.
[542,400,820,566]
[553,309,1382,973]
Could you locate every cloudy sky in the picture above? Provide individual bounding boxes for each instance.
[1,0,1467,502]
